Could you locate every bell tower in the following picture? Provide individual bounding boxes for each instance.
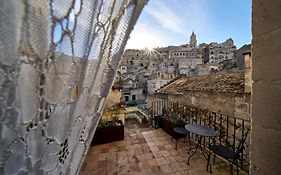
[189,31,197,48]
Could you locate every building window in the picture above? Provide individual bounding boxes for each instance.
[132,95,136,101]
[125,96,129,102]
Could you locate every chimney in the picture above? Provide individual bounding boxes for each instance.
[243,51,252,93]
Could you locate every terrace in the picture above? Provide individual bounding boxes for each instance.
[80,120,247,175]
[80,100,250,175]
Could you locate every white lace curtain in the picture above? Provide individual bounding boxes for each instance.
[0,0,146,174]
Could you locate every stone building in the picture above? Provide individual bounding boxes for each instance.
[116,32,239,97]
[117,65,127,74]
[234,44,252,70]
[149,71,251,120]
[147,78,169,94]
[207,38,236,64]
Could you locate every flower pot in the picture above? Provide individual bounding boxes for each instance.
[91,121,124,146]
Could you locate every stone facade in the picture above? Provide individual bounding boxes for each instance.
[122,88,145,102]
[147,78,169,94]
[250,1,281,174]
[208,39,236,64]
[235,44,251,70]
[154,92,251,120]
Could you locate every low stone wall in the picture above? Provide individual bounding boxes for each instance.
[149,92,251,121]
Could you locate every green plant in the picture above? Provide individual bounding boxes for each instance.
[96,116,122,130]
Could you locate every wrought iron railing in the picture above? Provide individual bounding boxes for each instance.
[125,99,146,107]
[149,101,250,172]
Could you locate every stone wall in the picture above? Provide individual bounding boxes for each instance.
[250,0,281,174]
[130,88,145,101]
[149,92,251,120]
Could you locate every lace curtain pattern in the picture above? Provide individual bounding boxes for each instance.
[0,0,146,174]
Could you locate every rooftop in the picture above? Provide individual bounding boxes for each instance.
[158,71,245,95]
[80,119,244,175]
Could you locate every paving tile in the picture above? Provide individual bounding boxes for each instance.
[151,165,163,174]
[164,144,174,150]
[97,160,107,169]
[160,164,174,174]
[80,119,235,175]
[143,152,154,160]
[138,160,150,169]
[137,169,153,175]
[96,168,107,175]
[164,155,176,163]
[156,157,167,165]
[147,158,158,166]
[161,150,172,156]
[150,145,159,152]
[157,145,166,151]
[152,151,163,158]
[170,162,183,172]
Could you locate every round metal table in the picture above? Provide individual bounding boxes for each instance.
[185,123,218,137]
[185,123,218,173]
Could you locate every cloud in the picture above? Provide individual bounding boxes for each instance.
[125,23,166,49]
[144,0,185,34]
[125,0,213,49]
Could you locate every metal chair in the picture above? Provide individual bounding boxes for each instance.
[172,120,191,150]
[173,126,189,150]
[208,131,248,175]
[150,115,160,129]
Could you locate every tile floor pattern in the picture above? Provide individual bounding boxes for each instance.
[80,119,244,175]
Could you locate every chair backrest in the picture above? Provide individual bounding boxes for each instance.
[234,130,249,158]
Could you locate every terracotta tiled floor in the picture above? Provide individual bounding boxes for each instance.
[80,119,243,175]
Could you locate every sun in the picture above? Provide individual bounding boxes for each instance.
[144,47,158,57]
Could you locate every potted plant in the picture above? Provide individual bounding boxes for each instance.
[159,113,187,137]
[91,116,124,146]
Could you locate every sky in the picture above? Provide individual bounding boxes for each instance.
[126,0,252,50]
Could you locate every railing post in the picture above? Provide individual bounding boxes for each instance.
[241,120,245,169]
[233,117,236,151]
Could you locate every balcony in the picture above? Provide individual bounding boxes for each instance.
[150,101,250,173]
[80,101,250,175]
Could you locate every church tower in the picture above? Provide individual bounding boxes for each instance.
[189,31,197,48]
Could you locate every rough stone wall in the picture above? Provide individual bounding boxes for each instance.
[130,88,145,101]
[167,92,251,120]
[148,92,251,120]
[250,0,281,174]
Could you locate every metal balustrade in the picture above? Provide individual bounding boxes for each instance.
[148,101,250,173]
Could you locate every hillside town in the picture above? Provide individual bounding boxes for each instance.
[113,32,251,108]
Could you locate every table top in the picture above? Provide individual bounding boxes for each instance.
[185,123,218,137]
[174,127,188,135]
